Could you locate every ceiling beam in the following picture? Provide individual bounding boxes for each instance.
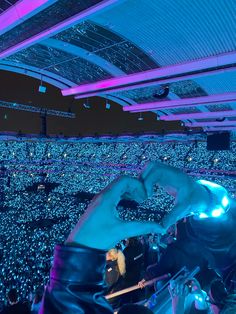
[62,51,236,97]
[0,0,121,59]
[0,60,74,88]
[42,38,125,77]
[160,110,236,121]
[122,92,236,112]
[185,121,236,127]
[204,126,236,132]
[0,0,58,36]
[73,67,236,99]
[0,100,75,118]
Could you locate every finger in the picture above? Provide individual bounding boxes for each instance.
[162,203,188,229]
[120,220,165,239]
[140,163,156,198]
[91,176,147,210]
[140,162,156,181]
[138,281,145,289]
[168,285,174,297]
[184,285,189,296]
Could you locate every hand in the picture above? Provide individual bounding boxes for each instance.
[66,176,165,250]
[190,278,208,310]
[140,162,198,229]
[169,276,190,314]
[169,276,190,299]
[138,279,146,289]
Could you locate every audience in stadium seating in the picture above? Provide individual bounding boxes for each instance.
[0,289,30,314]
[0,139,235,313]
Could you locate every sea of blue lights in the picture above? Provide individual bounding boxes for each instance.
[0,139,235,302]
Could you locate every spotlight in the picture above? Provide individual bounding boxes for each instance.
[83,99,90,109]
[106,100,111,109]
[38,85,47,93]
[83,102,90,109]
[39,75,47,93]
[153,86,169,99]
[138,113,143,121]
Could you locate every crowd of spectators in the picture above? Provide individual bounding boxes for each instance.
[0,138,235,308]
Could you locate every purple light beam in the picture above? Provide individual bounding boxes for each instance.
[204,126,236,132]
[74,66,236,100]
[62,51,236,96]
[123,93,236,112]
[0,0,120,59]
[185,121,236,127]
[0,0,57,36]
[160,110,236,121]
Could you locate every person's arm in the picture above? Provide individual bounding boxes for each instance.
[169,277,209,314]
[40,176,165,314]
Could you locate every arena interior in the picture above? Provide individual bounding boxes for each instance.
[0,1,235,313]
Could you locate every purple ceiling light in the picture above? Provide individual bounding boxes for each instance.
[62,51,236,96]
[0,0,57,36]
[73,66,236,99]
[204,126,236,132]
[185,121,236,127]
[123,92,236,112]
[160,110,236,121]
[0,0,120,59]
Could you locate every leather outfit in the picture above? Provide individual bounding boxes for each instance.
[39,244,113,314]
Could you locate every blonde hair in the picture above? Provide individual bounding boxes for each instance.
[107,248,126,276]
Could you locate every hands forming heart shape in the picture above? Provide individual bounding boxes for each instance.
[66,162,194,250]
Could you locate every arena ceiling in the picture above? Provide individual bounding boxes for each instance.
[0,0,235,136]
